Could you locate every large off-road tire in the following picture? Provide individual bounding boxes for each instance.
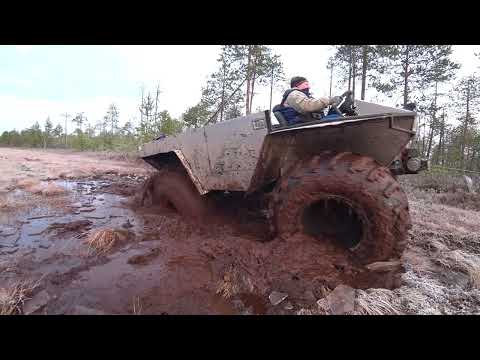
[141,168,207,221]
[270,151,411,264]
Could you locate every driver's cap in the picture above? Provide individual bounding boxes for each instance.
[290,76,307,88]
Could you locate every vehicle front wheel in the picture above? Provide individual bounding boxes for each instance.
[269,151,411,264]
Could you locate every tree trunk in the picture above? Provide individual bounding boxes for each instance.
[329,65,333,98]
[140,87,144,130]
[469,147,476,171]
[220,65,226,122]
[426,125,434,160]
[437,112,444,165]
[461,83,471,170]
[269,66,274,111]
[426,81,438,160]
[403,46,410,107]
[361,45,367,100]
[441,111,446,166]
[245,46,252,115]
[154,85,159,124]
[347,52,352,91]
[420,117,426,157]
[352,48,357,100]
[249,58,258,114]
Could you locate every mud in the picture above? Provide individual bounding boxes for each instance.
[2,148,480,314]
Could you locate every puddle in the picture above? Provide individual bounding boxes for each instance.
[0,179,144,257]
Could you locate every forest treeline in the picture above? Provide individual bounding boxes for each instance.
[1,45,479,172]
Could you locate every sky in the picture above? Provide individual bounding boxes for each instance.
[0,45,479,133]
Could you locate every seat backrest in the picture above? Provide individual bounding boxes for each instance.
[273,111,288,127]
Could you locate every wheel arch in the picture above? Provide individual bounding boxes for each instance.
[142,150,207,195]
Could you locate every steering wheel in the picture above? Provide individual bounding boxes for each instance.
[331,103,343,116]
[330,91,353,116]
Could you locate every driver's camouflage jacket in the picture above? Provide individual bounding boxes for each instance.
[284,90,332,114]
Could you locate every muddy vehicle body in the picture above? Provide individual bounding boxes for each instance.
[139,100,426,286]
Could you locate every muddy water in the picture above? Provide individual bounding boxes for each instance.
[1,180,144,258]
[0,177,274,315]
[1,174,401,315]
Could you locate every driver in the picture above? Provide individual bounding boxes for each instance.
[277,76,342,125]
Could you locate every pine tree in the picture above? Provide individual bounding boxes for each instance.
[72,112,88,150]
[226,45,284,114]
[182,102,211,128]
[371,45,431,107]
[43,117,53,149]
[455,75,480,169]
[417,46,460,160]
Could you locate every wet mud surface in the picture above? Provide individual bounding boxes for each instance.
[2,148,480,315]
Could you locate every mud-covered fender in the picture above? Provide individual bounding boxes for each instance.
[172,150,207,195]
[142,150,207,195]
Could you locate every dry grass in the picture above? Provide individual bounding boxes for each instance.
[84,228,131,256]
[468,267,480,289]
[436,192,480,211]
[354,289,402,315]
[0,280,39,315]
[132,297,142,315]
[215,265,254,300]
[401,173,478,194]
[216,265,241,299]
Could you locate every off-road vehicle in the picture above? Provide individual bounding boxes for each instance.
[139,96,426,270]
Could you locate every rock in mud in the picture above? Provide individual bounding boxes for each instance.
[366,260,403,273]
[316,298,329,313]
[24,290,51,315]
[284,302,294,310]
[269,291,289,306]
[325,284,355,315]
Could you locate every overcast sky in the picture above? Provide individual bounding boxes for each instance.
[0,45,479,133]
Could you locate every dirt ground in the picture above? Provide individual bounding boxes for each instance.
[1,147,480,315]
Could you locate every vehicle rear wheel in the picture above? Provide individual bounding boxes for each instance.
[269,151,411,264]
[141,168,207,221]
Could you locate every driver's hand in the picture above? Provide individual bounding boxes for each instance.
[330,96,342,106]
